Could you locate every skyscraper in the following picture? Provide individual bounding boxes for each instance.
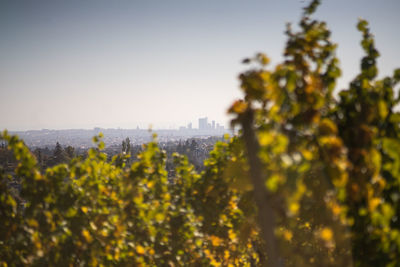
[198,117,208,130]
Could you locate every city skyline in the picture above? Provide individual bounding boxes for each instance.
[5,116,227,131]
[6,116,230,149]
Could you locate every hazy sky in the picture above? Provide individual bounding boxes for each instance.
[1,0,399,130]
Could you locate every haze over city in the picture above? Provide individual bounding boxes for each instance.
[1,0,399,130]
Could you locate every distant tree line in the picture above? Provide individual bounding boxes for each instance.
[0,137,223,176]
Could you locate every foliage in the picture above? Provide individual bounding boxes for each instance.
[1,0,400,266]
[228,0,400,266]
[0,132,260,266]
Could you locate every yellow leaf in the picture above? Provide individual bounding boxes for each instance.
[210,235,223,247]
[229,199,237,210]
[27,219,39,228]
[378,100,388,119]
[301,149,313,160]
[155,213,165,223]
[149,248,155,255]
[265,173,285,192]
[32,232,42,249]
[320,227,333,241]
[283,229,293,241]
[319,118,338,135]
[224,250,230,260]
[147,181,154,189]
[289,202,299,215]
[369,197,381,212]
[136,245,145,255]
[101,229,108,237]
[228,230,237,242]
[229,100,247,114]
[257,53,270,65]
[258,131,274,146]
[82,229,93,243]
[210,258,221,267]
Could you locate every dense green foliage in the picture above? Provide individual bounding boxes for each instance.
[0,132,264,266]
[1,1,400,266]
[228,1,400,266]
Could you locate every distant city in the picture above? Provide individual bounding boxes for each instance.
[180,117,225,131]
[6,117,232,149]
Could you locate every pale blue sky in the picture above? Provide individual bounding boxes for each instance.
[0,0,399,130]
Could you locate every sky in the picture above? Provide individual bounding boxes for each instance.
[0,0,399,130]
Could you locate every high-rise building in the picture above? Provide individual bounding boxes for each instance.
[212,120,215,130]
[198,117,208,130]
[188,122,192,129]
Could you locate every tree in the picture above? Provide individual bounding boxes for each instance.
[228,0,400,266]
[65,146,75,159]
[0,132,261,266]
[51,142,68,165]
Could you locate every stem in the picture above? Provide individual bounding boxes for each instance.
[241,108,281,267]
